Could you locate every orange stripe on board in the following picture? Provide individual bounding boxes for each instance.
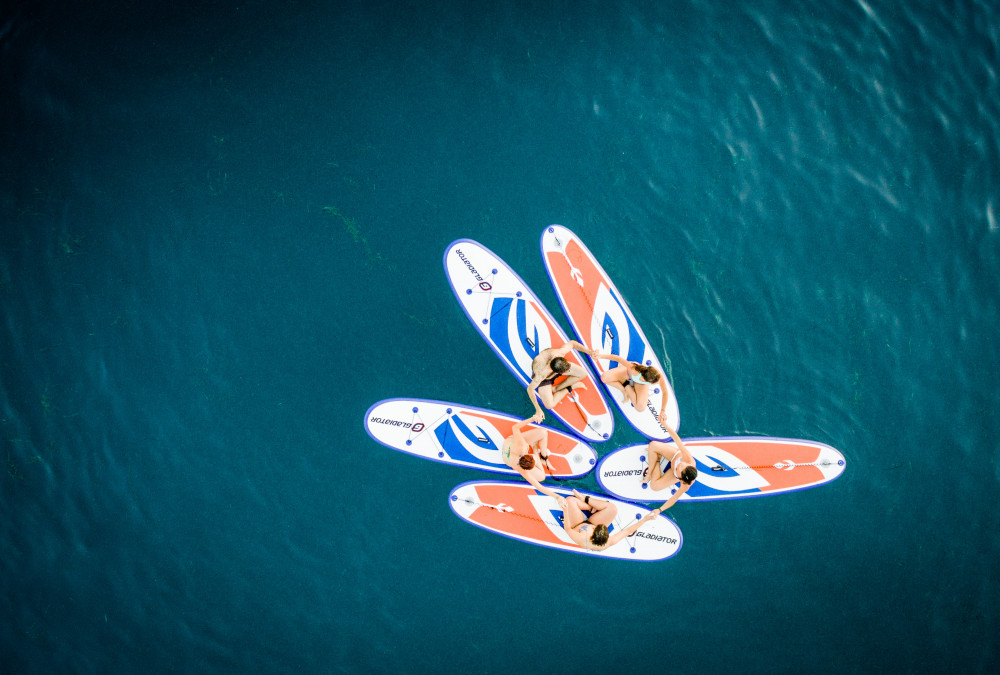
[699,440,825,491]
[545,248,600,328]
[473,484,564,545]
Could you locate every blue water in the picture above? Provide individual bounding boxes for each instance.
[2,0,998,672]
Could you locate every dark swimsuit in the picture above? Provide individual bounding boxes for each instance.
[534,367,559,388]
[565,515,592,529]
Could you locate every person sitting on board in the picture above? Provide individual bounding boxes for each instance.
[594,352,669,422]
[527,340,596,422]
[561,489,660,552]
[500,415,561,500]
[643,423,699,511]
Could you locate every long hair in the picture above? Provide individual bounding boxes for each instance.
[591,524,610,546]
[634,364,661,383]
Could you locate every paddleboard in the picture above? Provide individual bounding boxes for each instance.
[448,480,682,561]
[443,239,613,442]
[540,224,680,438]
[596,437,847,502]
[365,398,597,477]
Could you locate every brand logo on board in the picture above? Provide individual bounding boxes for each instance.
[603,469,643,477]
[455,249,486,284]
[635,531,678,544]
[369,416,414,429]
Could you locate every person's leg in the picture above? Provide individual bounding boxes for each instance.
[645,441,670,485]
[634,383,650,410]
[601,366,633,405]
[601,367,628,401]
[585,496,618,526]
[562,496,588,529]
[554,362,590,393]
[550,381,586,407]
[601,365,628,385]
[536,384,556,409]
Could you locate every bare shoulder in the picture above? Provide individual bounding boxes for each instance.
[536,346,559,360]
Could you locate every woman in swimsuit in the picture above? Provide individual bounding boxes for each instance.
[595,353,670,423]
[500,415,562,500]
[643,423,698,512]
[561,489,660,551]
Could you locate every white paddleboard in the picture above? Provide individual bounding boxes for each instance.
[596,437,847,502]
[443,239,613,442]
[449,480,682,561]
[365,398,597,477]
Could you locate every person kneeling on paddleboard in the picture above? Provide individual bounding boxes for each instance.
[561,489,659,552]
[527,341,596,422]
[643,424,699,511]
[594,352,669,422]
[501,416,561,499]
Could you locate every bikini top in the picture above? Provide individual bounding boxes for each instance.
[502,436,515,462]
[671,449,683,479]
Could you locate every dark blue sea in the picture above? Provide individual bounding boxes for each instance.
[2,0,997,672]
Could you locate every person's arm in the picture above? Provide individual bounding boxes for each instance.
[510,417,529,443]
[656,386,671,424]
[520,470,563,502]
[558,340,597,358]
[570,340,596,357]
[603,509,661,548]
[595,352,629,367]
[655,481,692,512]
[663,424,689,457]
[514,415,537,432]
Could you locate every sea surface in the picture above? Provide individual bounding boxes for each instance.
[2,0,998,672]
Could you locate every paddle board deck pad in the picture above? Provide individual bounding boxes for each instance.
[448,480,682,561]
[444,239,613,442]
[365,398,597,478]
[540,224,680,438]
[596,437,847,502]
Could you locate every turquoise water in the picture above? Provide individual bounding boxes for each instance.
[2,0,997,672]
